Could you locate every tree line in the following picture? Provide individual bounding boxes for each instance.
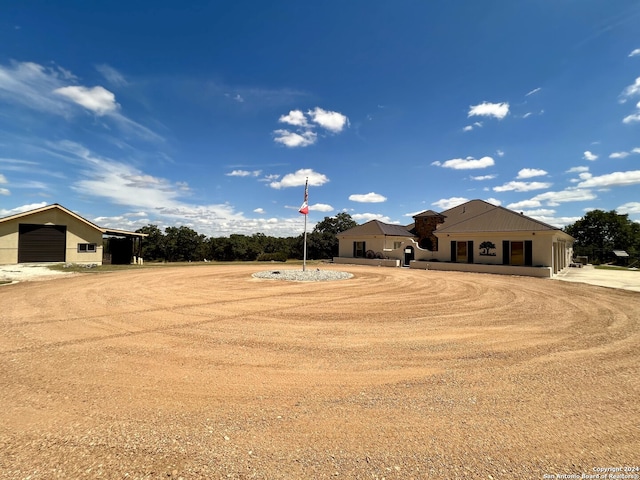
[135,212,358,263]
[133,209,638,266]
[564,209,640,265]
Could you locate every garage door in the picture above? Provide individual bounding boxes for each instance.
[18,224,67,263]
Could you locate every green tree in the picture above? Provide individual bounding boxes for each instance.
[305,213,358,259]
[136,224,166,261]
[564,210,640,264]
[164,226,205,262]
[314,212,358,235]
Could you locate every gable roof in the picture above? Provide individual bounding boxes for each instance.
[337,200,575,240]
[436,199,568,234]
[339,219,412,237]
[0,204,147,237]
[413,209,445,218]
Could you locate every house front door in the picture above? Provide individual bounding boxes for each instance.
[403,247,414,266]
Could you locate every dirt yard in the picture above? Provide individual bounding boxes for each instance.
[0,264,638,479]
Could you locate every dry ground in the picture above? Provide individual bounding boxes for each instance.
[0,264,638,479]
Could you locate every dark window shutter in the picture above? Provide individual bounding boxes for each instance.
[502,240,510,265]
[451,241,456,262]
[353,242,356,257]
[525,240,533,266]
[363,241,366,257]
[467,241,474,263]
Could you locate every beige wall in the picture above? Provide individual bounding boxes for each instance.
[333,257,400,267]
[417,232,561,268]
[411,260,553,278]
[338,230,573,275]
[0,210,103,265]
[337,234,416,260]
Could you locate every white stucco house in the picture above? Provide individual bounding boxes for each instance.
[335,199,574,278]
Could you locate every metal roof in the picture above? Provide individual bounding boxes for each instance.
[0,204,147,237]
[338,200,575,241]
[436,199,569,234]
[338,220,411,237]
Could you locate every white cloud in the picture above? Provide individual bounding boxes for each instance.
[432,197,469,210]
[468,102,509,120]
[0,173,7,184]
[529,188,597,206]
[629,49,640,57]
[620,78,640,102]
[633,148,640,154]
[311,203,334,212]
[272,107,349,147]
[307,107,349,133]
[435,156,495,170]
[485,197,501,206]
[493,181,552,192]
[525,87,541,96]
[348,192,387,203]
[0,61,160,141]
[525,214,581,228]
[278,109,309,128]
[226,169,261,177]
[609,151,630,159]
[0,61,74,115]
[463,122,483,132]
[48,141,192,210]
[507,199,542,209]
[471,174,497,181]
[254,208,265,214]
[623,112,640,123]
[521,208,556,216]
[95,64,128,87]
[566,166,589,173]
[269,168,329,189]
[577,170,640,188]
[496,149,505,157]
[617,202,640,214]
[0,202,48,216]
[351,213,395,223]
[260,174,280,182]
[273,129,317,148]
[583,151,598,161]
[517,168,548,179]
[53,85,119,115]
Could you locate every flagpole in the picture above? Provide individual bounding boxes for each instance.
[303,212,307,272]
[299,177,308,272]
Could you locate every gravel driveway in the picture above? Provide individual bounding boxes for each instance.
[1,264,638,478]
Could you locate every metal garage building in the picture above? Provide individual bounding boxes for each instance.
[0,204,146,265]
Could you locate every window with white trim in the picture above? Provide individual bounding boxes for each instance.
[77,243,97,253]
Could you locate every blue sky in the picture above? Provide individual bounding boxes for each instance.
[1,1,639,237]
